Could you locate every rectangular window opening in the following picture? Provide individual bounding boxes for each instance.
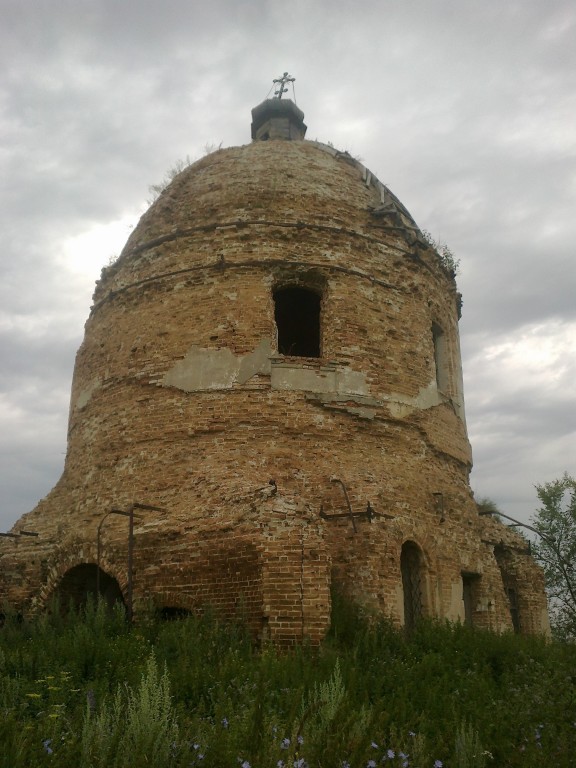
[274,286,321,357]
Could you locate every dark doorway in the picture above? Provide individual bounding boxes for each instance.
[494,547,522,634]
[401,542,425,631]
[462,573,480,627]
[274,287,321,357]
[507,587,521,633]
[156,606,192,621]
[52,564,125,613]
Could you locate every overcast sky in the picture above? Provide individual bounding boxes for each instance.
[1,0,574,532]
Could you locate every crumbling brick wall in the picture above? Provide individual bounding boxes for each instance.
[0,137,550,641]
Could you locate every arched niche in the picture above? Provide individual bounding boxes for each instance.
[51,563,125,613]
[401,541,428,631]
[156,606,192,621]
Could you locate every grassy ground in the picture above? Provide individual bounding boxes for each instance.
[0,597,574,767]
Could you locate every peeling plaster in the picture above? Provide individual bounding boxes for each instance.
[385,379,464,420]
[238,340,273,384]
[74,379,102,410]
[270,361,369,396]
[162,339,378,400]
[304,392,378,420]
[386,380,440,418]
[162,339,272,392]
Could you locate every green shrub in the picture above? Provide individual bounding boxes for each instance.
[81,654,177,768]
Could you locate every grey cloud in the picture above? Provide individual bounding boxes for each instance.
[0,332,77,387]
[1,0,575,530]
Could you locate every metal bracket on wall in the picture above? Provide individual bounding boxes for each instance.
[319,478,394,533]
[481,538,532,556]
[0,530,39,540]
[97,501,166,622]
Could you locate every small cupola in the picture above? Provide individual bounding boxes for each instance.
[251,72,307,141]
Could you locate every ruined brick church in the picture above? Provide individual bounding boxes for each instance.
[0,82,550,642]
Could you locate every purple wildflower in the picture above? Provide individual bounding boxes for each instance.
[367,761,377,768]
[43,739,53,755]
[297,734,304,745]
[387,749,395,759]
[434,761,443,768]
[222,717,229,729]
[281,738,291,750]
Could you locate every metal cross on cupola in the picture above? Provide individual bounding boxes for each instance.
[273,71,295,99]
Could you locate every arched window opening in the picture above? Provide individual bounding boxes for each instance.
[401,542,426,631]
[432,322,449,392]
[274,286,321,357]
[51,564,125,614]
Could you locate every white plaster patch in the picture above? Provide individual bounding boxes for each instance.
[271,361,369,396]
[75,379,102,410]
[162,339,272,392]
[337,366,368,395]
[386,380,442,418]
[238,339,272,384]
[164,346,239,391]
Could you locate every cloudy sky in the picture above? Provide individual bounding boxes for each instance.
[1,0,574,532]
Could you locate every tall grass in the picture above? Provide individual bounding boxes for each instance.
[0,598,575,767]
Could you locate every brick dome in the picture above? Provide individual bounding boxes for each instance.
[1,103,550,643]
[97,139,421,289]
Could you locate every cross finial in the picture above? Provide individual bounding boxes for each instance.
[273,71,295,99]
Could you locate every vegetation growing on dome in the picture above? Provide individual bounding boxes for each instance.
[422,229,460,276]
[147,144,224,205]
[147,156,194,204]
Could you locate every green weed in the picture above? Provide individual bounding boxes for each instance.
[0,602,575,767]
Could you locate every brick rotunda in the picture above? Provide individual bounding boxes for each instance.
[0,89,550,642]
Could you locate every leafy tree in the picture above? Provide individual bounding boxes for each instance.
[531,473,576,641]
